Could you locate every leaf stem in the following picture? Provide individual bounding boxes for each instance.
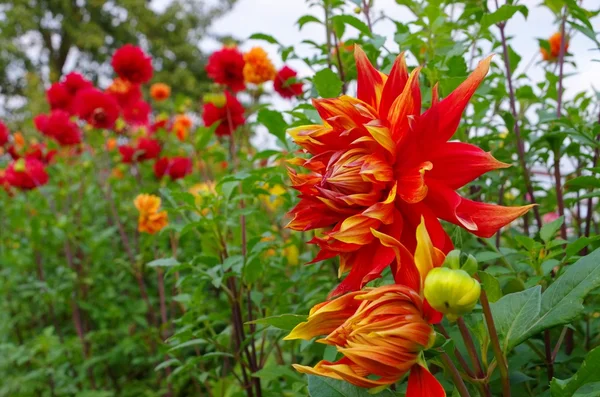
[440,352,471,397]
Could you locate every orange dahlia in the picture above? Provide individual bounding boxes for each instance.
[287,47,533,297]
[134,194,168,234]
[150,83,171,101]
[286,220,445,394]
[243,47,276,85]
[540,32,569,61]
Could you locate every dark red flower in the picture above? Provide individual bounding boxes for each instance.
[111,44,153,84]
[202,92,245,136]
[75,88,120,129]
[119,145,136,164]
[123,100,151,126]
[106,78,142,109]
[206,47,246,92]
[47,83,72,111]
[0,121,9,147]
[4,158,49,190]
[153,157,192,180]
[274,66,303,98]
[150,118,169,134]
[34,110,82,146]
[63,72,93,96]
[136,138,162,161]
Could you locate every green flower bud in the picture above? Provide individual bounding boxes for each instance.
[423,267,481,322]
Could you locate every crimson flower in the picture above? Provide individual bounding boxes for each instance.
[34,110,82,146]
[119,138,161,163]
[154,157,193,180]
[123,100,151,126]
[106,78,142,109]
[75,88,120,129]
[5,158,49,190]
[111,44,153,84]
[63,72,93,95]
[206,47,246,92]
[202,92,245,136]
[287,47,533,297]
[274,66,303,98]
[0,121,9,147]
[46,83,72,112]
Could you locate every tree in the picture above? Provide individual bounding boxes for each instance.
[0,0,237,118]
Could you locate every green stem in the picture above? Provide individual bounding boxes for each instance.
[440,352,471,397]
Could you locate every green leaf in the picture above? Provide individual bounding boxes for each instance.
[307,375,395,397]
[313,69,343,98]
[507,45,521,74]
[247,314,307,331]
[481,5,528,29]
[168,339,207,352]
[147,257,180,268]
[257,108,289,149]
[540,216,565,243]
[492,249,600,352]
[330,15,372,37]
[479,271,502,303]
[248,33,280,44]
[154,358,181,371]
[566,176,600,190]
[297,15,322,29]
[550,347,600,397]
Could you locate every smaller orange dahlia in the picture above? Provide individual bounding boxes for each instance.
[540,32,569,61]
[150,83,171,101]
[243,47,276,85]
[134,194,168,234]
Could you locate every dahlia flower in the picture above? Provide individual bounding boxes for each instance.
[206,46,246,92]
[150,83,171,101]
[540,32,569,61]
[34,110,82,146]
[274,66,303,99]
[75,88,120,129]
[106,78,142,109]
[153,157,193,181]
[202,92,245,136]
[5,158,49,190]
[0,121,9,147]
[287,47,532,296]
[112,44,153,84]
[286,220,445,394]
[243,47,276,85]
[134,194,168,234]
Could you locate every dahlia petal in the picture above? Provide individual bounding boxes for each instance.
[407,364,446,397]
[354,46,387,109]
[426,180,534,238]
[422,55,493,145]
[286,199,341,231]
[397,161,433,204]
[364,121,396,158]
[362,183,397,223]
[379,52,409,118]
[330,215,379,245]
[397,201,454,255]
[388,67,422,144]
[371,228,422,293]
[428,142,510,189]
[414,218,439,284]
[431,83,439,106]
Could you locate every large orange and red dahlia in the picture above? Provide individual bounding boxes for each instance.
[287,47,533,296]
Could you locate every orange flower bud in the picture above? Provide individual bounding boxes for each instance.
[134,194,168,234]
[150,83,171,101]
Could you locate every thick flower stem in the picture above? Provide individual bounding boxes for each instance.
[554,8,568,241]
[440,352,471,397]
[493,1,542,232]
[478,287,511,397]
[457,318,485,378]
[436,324,477,379]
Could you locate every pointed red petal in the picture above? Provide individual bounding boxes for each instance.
[407,365,446,397]
[397,161,433,204]
[354,46,387,110]
[428,142,510,189]
[426,180,534,238]
[388,67,422,145]
[379,52,409,118]
[421,55,492,145]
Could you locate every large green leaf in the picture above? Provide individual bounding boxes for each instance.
[313,69,343,98]
[550,347,600,397]
[491,248,600,352]
[257,108,289,149]
[480,5,528,29]
[307,375,395,397]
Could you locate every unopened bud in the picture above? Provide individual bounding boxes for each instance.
[203,93,227,108]
[354,6,361,13]
[424,267,481,322]
[14,158,26,172]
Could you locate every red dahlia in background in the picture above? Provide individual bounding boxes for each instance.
[154,157,193,180]
[4,158,49,190]
[206,46,246,92]
[34,110,82,146]
[46,83,72,112]
[63,72,93,95]
[202,92,245,136]
[75,88,120,129]
[0,121,9,146]
[111,44,153,84]
[106,78,143,109]
[274,66,303,98]
[123,100,151,126]
[119,138,162,163]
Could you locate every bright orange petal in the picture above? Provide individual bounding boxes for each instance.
[388,67,422,144]
[379,52,409,118]
[407,364,446,397]
[397,161,433,204]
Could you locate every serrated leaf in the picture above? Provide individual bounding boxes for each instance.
[247,314,307,331]
[248,33,280,44]
[540,216,565,243]
[330,15,372,37]
[550,347,600,397]
[147,257,180,268]
[307,375,395,397]
[479,271,502,303]
[481,5,528,29]
[492,249,600,352]
[313,69,343,98]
